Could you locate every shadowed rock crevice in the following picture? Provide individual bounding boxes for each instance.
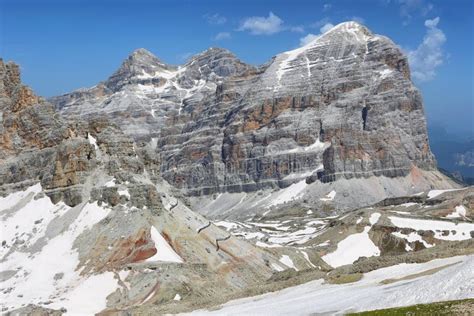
[362,107,368,130]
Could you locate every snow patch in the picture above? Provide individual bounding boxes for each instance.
[87,133,99,150]
[187,255,473,315]
[271,263,285,272]
[279,255,298,271]
[268,180,307,207]
[146,226,183,263]
[320,190,336,201]
[278,139,329,155]
[445,205,467,219]
[369,212,381,225]
[376,68,393,79]
[392,231,434,250]
[1,200,114,315]
[104,179,116,187]
[300,251,316,268]
[255,241,282,248]
[389,216,474,241]
[427,188,464,199]
[214,221,240,231]
[322,226,380,268]
[117,188,131,199]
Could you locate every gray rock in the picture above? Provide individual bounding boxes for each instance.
[50,22,438,201]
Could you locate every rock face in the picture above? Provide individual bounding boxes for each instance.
[0,59,286,315]
[0,59,88,206]
[50,22,437,202]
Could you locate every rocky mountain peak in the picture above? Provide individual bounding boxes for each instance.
[302,21,373,48]
[50,24,444,208]
[129,47,156,58]
[188,47,233,61]
[327,21,371,35]
[126,48,168,68]
[103,48,176,92]
[0,59,40,113]
[183,47,256,80]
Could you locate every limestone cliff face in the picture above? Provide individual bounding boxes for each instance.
[0,59,143,206]
[0,59,285,315]
[50,22,436,196]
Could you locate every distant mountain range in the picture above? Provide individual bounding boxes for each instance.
[429,124,474,184]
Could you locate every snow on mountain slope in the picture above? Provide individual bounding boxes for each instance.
[388,216,474,241]
[186,255,474,315]
[320,212,381,267]
[321,225,380,268]
[0,184,119,315]
[146,226,183,263]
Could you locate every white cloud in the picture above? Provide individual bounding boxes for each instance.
[320,23,335,33]
[299,22,335,46]
[323,3,332,11]
[407,17,446,82]
[204,13,227,25]
[299,33,319,46]
[351,16,366,24]
[290,26,305,33]
[310,17,331,29]
[398,0,434,24]
[424,16,439,27]
[238,12,284,35]
[214,32,231,41]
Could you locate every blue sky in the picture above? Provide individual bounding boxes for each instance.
[1,0,472,135]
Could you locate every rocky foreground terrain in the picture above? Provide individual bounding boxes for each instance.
[1,21,473,315]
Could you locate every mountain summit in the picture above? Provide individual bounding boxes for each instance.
[50,22,454,219]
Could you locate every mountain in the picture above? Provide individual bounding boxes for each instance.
[2,21,472,315]
[50,22,456,219]
[0,59,286,315]
[428,124,474,184]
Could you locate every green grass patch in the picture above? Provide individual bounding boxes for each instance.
[326,273,363,284]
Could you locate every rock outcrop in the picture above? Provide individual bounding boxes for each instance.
[50,22,443,207]
[0,59,287,315]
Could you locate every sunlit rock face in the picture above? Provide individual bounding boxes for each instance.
[50,22,436,197]
[0,58,283,315]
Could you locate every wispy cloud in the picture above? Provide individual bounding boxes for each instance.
[407,17,446,82]
[310,17,331,29]
[398,0,434,24]
[323,3,332,11]
[214,32,231,41]
[204,13,227,25]
[300,22,334,46]
[299,34,319,46]
[290,25,305,33]
[238,12,284,35]
[319,23,335,33]
[351,16,366,24]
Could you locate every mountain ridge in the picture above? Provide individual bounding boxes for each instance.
[48,20,455,218]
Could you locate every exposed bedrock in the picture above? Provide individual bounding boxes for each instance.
[50,22,441,202]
